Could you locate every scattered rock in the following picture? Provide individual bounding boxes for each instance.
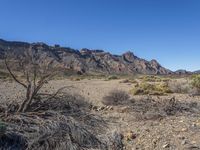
[181,128,188,132]
[162,143,170,148]
[181,140,187,145]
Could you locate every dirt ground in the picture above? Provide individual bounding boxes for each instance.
[1,78,200,150]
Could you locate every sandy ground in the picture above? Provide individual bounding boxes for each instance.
[0,79,132,105]
[1,79,200,150]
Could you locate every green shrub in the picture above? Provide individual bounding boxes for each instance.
[191,75,200,92]
[130,81,172,95]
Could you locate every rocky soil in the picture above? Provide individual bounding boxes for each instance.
[0,78,200,150]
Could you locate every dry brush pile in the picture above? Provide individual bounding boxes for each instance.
[102,90,200,121]
[131,96,200,120]
[0,93,110,150]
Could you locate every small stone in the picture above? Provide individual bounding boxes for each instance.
[181,140,187,145]
[181,128,188,132]
[163,143,170,148]
[191,141,197,144]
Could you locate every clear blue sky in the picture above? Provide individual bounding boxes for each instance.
[0,0,200,71]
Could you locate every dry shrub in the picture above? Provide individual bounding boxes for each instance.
[119,79,138,84]
[0,71,10,80]
[0,93,108,150]
[131,96,200,120]
[102,90,130,106]
[191,75,200,94]
[106,75,118,81]
[109,131,124,150]
[130,81,172,96]
[168,79,192,94]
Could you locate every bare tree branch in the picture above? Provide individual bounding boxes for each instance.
[5,46,62,113]
[5,58,27,89]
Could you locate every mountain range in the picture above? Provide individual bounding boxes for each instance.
[0,39,197,75]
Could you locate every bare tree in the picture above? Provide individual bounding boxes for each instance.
[5,46,57,112]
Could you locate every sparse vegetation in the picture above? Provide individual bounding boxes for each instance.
[168,79,192,94]
[130,81,172,95]
[106,75,119,80]
[70,77,82,81]
[4,46,60,112]
[141,75,170,82]
[0,93,108,150]
[0,71,10,80]
[191,74,200,93]
[102,90,130,105]
[120,79,138,84]
[131,96,200,120]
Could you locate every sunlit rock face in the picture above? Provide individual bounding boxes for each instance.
[0,39,173,75]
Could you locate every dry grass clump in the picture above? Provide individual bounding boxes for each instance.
[168,79,192,94]
[70,77,82,81]
[191,75,200,94]
[119,79,138,84]
[106,75,119,81]
[102,90,130,106]
[130,81,172,95]
[0,71,10,80]
[0,93,108,150]
[131,96,200,120]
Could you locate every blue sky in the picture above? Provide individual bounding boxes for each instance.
[0,0,200,71]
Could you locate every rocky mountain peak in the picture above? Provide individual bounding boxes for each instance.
[122,51,137,62]
[0,39,173,75]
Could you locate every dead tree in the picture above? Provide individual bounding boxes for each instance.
[5,46,57,112]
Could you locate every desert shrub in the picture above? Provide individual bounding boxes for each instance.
[130,79,138,84]
[131,97,200,120]
[168,79,192,93]
[191,75,200,93]
[70,77,81,81]
[0,93,108,150]
[0,71,10,80]
[107,75,118,80]
[102,90,130,106]
[119,79,138,84]
[130,81,172,95]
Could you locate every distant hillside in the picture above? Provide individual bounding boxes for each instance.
[194,70,200,74]
[175,69,192,75]
[0,39,173,75]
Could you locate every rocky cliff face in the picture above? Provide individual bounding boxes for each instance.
[0,39,172,75]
